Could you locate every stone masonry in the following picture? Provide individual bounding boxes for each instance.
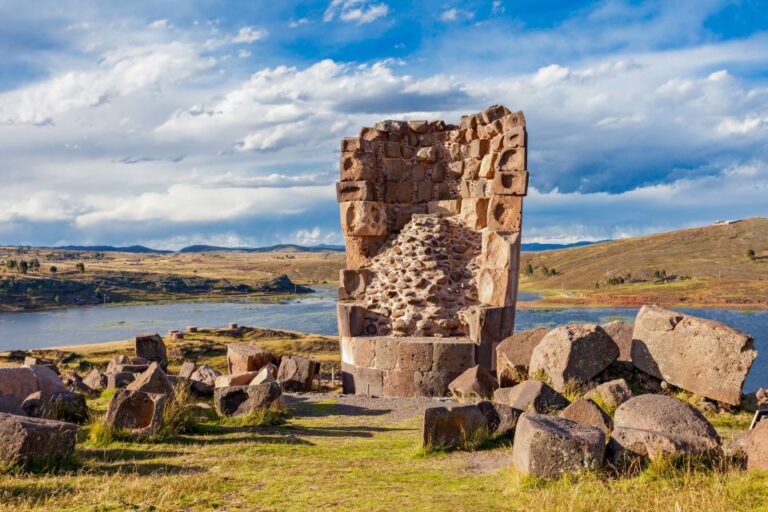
[338,105,529,397]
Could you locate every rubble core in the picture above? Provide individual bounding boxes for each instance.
[337,105,528,397]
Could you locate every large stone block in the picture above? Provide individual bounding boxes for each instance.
[631,305,756,405]
[491,170,528,196]
[214,372,260,388]
[346,364,384,396]
[397,340,433,372]
[478,152,498,179]
[0,367,40,404]
[0,413,77,468]
[339,270,373,301]
[747,421,768,470]
[477,267,517,307]
[482,230,520,269]
[477,400,520,435]
[512,413,605,479]
[227,343,275,375]
[340,150,377,181]
[432,339,476,373]
[528,324,619,391]
[460,197,489,229]
[337,302,367,337]
[414,371,460,397]
[464,306,515,369]
[340,201,388,236]
[344,235,387,269]
[134,333,168,368]
[336,181,376,202]
[374,337,400,370]
[383,370,415,397]
[496,146,526,173]
[502,126,526,148]
[560,398,613,436]
[487,195,522,231]
[126,362,174,396]
[352,337,376,367]
[422,403,489,450]
[494,380,570,413]
[448,365,498,401]
[21,391,88,424]
[427,199,461,216]
[601,321,634,364]
[105,390,167,437]
[213,382,282,417]
[496,327,549,386]
[277,355,319,392]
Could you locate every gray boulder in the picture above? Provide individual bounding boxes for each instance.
[134,333,168,368]
[448,365,498,401]
[528,324,619,391]
[477,400,520,435]
[105,390,167,437]
[496,328,549,386]
[611,394,720,461]
[422,403,489,450]
[277,355,319,392]
[601,321,634,364]
[21,391,88,423]
[631,305,756,405]
[0,412,77,468]
[83,369,107,392]
[125,362,174,396]
[560,398,613,436]
[493,380,569,413]
[227,343,274,374]
[213,382,282,417]
[512,413,605,479]
[585,379,633,411]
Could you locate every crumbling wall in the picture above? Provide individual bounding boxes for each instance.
[337,105,528,397]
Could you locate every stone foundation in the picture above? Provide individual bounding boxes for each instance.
[337,105,528,397]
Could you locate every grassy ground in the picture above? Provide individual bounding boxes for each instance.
[1,331,767,511]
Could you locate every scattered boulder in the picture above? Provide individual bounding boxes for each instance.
[747,420,768,470]
[105,390,167,437]
[757,388,768,406]
[477,400,520,435]
[21,391,88,424]
[0,367,40,404]
[251,366,277,386]
[422,403,489,450]
[61,371,95,396]
[611,394,720,461]
[27,365,67,394]
[493,380,569,413]
[448,365,498,401]
[601,321,634,364]
[227,343,274,374]
[560,398,613,436]
[179,361,196,379]
[106,355,130,374]
[214,371,260,388]
[0,394,26,416]
[83,369,107,392]
[496,328,549,386]
[512,413,605,479]
[189,365,221,396]
[277,355,319,392]
[528,324,619,391]
[0,413,77,468]
[585,379,633,411]
[125,362,174,396]
[213,382,282,417]
[107,371,136,390]
[134,333,168,368]
[631,305,756,405]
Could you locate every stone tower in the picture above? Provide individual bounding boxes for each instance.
[337,105,528,397]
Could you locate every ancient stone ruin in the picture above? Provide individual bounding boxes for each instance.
[337,105,528,397]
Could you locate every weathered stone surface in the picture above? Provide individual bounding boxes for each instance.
[460,197,489,229]
[179,361,196,380]
[512,413,605,479]
[251,366,277,386]
[422,403,489,450]
[105,390,166,437]
[528,324,619,391]
[0,413,77,468]
[336,180,376,202]
[342,363,384,396]
[560,398,613,436]
[491,169,528,196]
[134,333,168,368]
[493,380,569,413]
[397,340,434,372]
[481,230,520,269]
[0,367,40,404]
[21,391,88,424]
[227,343,275,375]
[611,394,720,460]
[414,371,460,397]
[585,379,633,410]
[83,369,107,392]
[107,371,135,390]
[337,303,367,337]
[214,372,260,388]
[277,356,319,392]
[601,321,633,364]
[340,201,388,236]
[213,382,282,417]
[448,365,498,401]
[747,420,768,470]
[432,340,475,373]
[477,400,520,435]
[0,394,26,416]
[383,370,415,397]
[477,267,516,307]
[126,362,174,396]
[496,327,549,386]
[28,365,66,395]
[190,365,221,387]
[487,195,522,231]
[631,305,756,405]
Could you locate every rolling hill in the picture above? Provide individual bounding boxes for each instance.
[519,217,768,307]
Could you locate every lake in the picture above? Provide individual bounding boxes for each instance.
[0,286,765,391]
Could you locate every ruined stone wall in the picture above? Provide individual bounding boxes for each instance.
[337,105,528,397]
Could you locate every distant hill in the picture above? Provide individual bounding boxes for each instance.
[520,217,768,306]
[54,245,173,254]
[177,244,345,253]
[521,241,603,252]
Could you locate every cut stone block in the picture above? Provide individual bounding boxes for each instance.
[494,380,570,413]
[512,413,605,479]
[227,343,275,375]
[414,371,460,397]
[0,367,40,404]
[340,151,377,181]
[374,337,400,370]
[213,382,282,417]
[482,230,520,269]
[432,339,476,373]
[179,361,196,380]
[337,302,367,337]
[107,371,135,390]
[477,267,517,307]
[496,147,526,173]
[134,333,168,368]
[383,370,415,397]
[478,152,498,179]
[277,355,319,392]
[747,420,768,470]
[487,195,523,231]
[126,362,174,396]
[601,321,634,364]
[336,181,376,202]
[496,327,549,386]
[460,197,489,230]
[427,199,461,216]
[491,169,529,196]
[214,372,260,388]
[448,365,498,401]
[502,126,526,148]
[340,201,388,236]
[105,390,167,437]
[0,394,26,416]
[560,398,613,436]
[344,235,387,270]
[21,391,88,424]
[422,403,489,450]
[397,340,434,372]
[341,363,383,396]
[0,413,77,468]
[477,400,520,435]
[631,305,756,405]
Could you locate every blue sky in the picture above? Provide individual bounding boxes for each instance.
[0,0,767,249]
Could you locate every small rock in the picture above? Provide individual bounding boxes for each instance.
[585,379,633,411]
[83,369,107,392]
[560,398,613,436]
[496,328,549,386]
[134,333,168,368]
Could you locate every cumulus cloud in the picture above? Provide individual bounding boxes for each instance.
[231,26,267,44]
[324,1,389,24]
[439,8,474,22]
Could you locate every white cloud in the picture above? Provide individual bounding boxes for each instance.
[237,49,251,58]
[231,26,267,44]
[440,8,474,22]
[289,18,311,28]
[531,64,571,86]
[324,1,389,24]
[717,116,768,135]
[492,1,504,15]
[148,19,169,29]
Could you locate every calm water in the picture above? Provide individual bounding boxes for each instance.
[0,286,765,391]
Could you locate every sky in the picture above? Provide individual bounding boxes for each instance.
[0,0,767,250]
